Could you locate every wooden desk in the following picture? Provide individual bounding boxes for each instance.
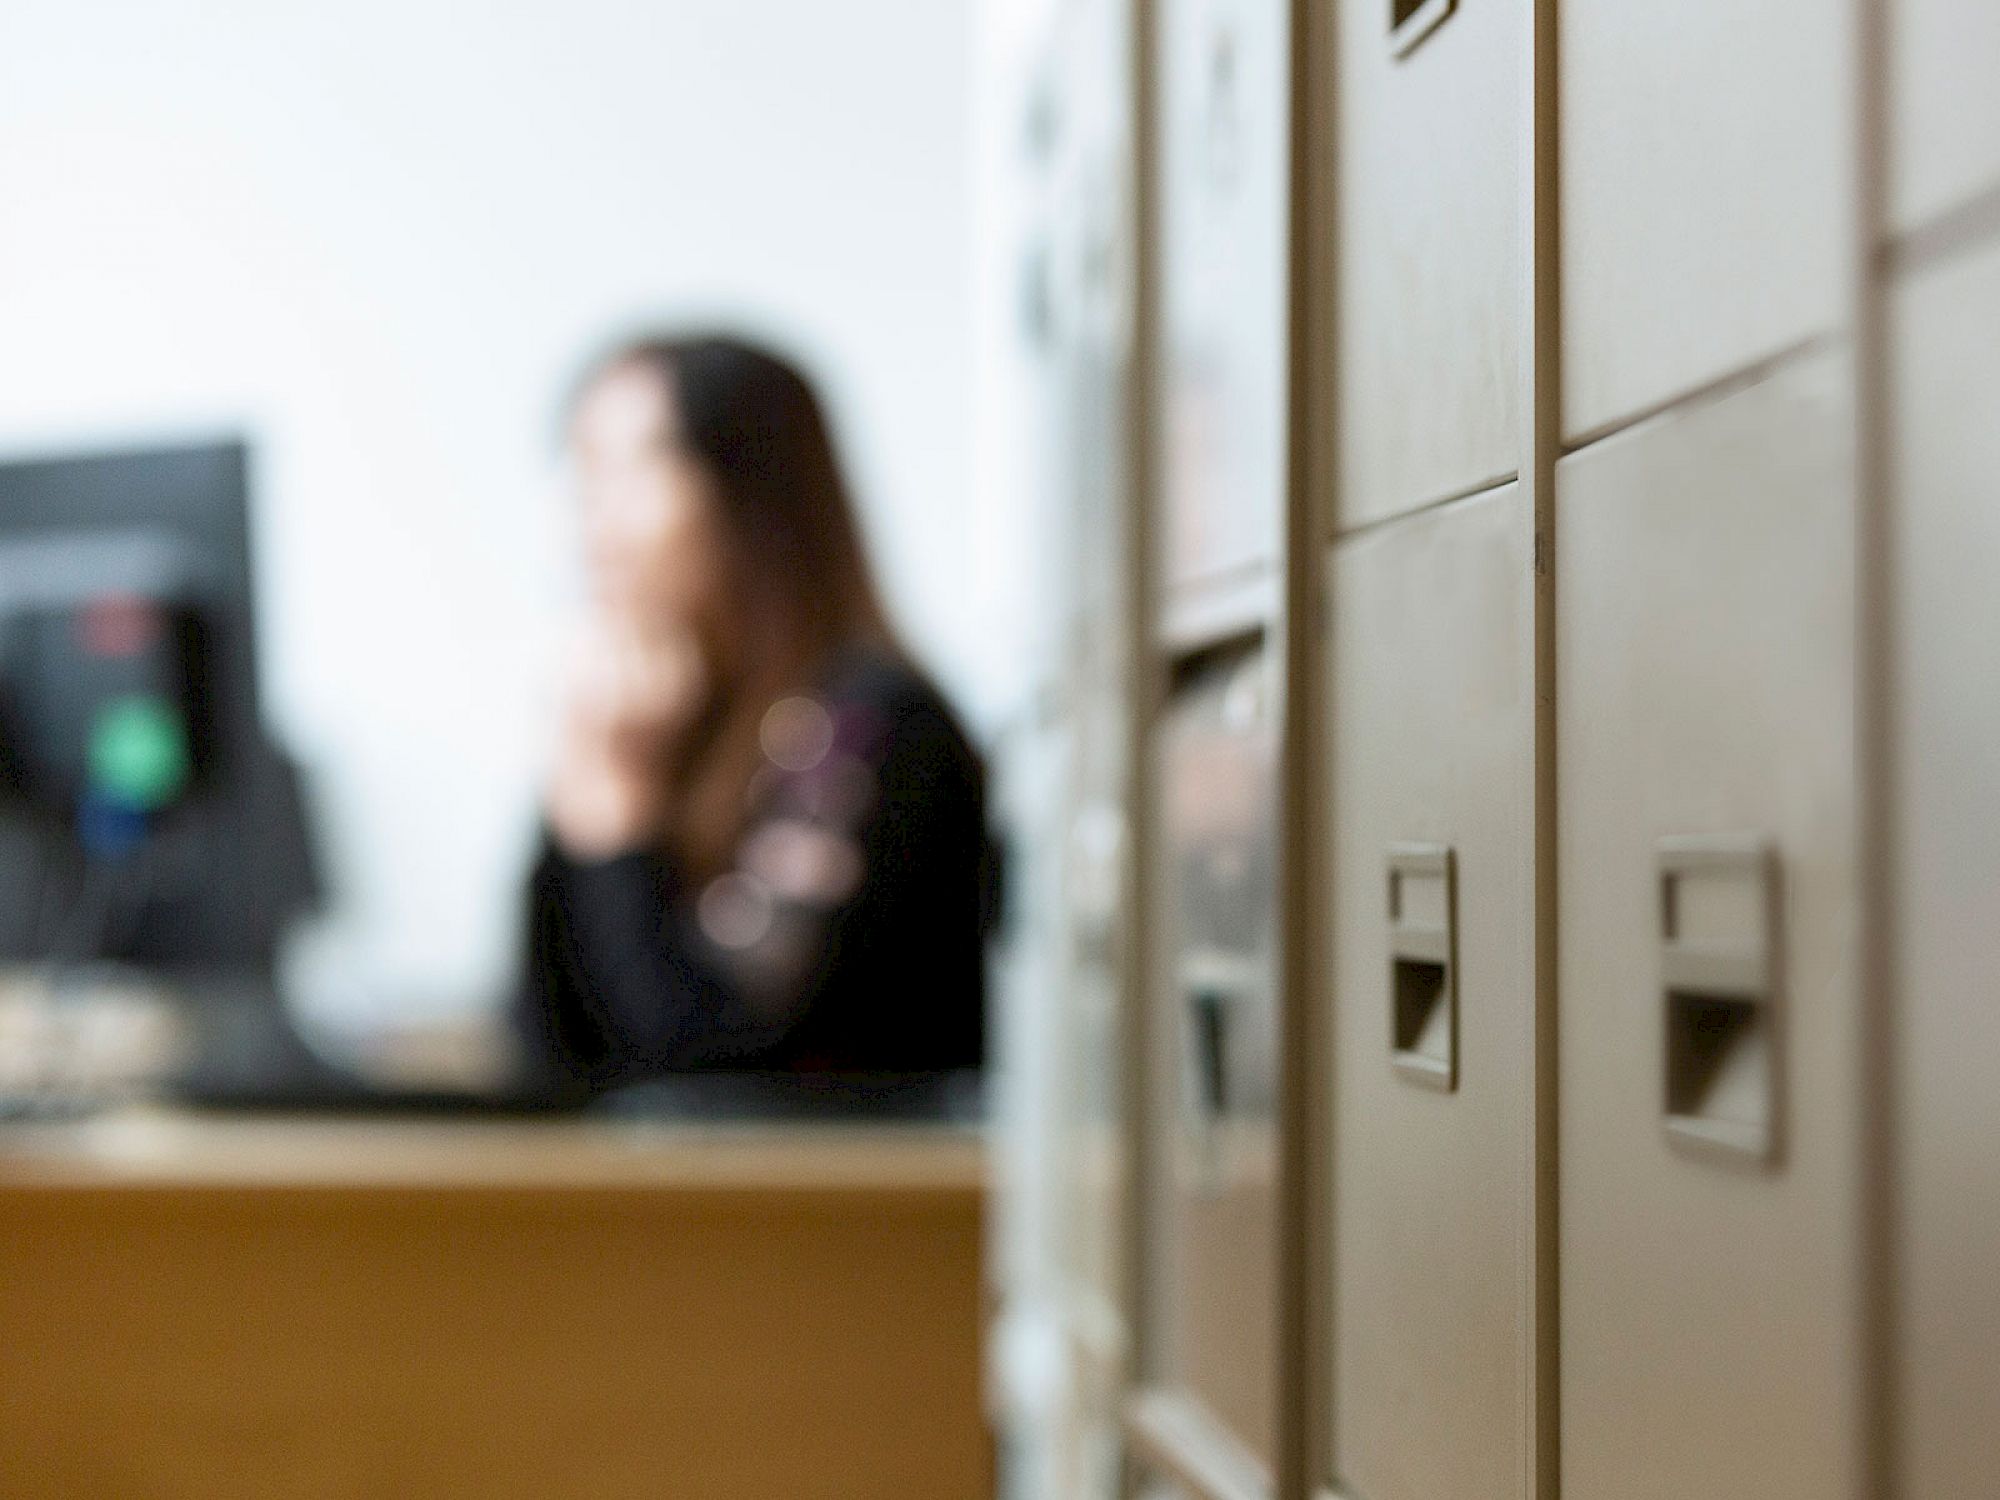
[0,1111,991,1499]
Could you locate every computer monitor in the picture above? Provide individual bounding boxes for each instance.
[0,439,317,981]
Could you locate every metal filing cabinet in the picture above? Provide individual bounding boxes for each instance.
[1333,0,1522,528]
[1156,0,1288,606]
[1052,10,1139,1467]
[994,4,1141,1495]
[1559,0,1853,440]
[1144,640,1282,1477]
[1555,351,1862,1500]
[1046,190,1138,1361]
[1322,483,1535,1500]
[1887,236,2000,1500]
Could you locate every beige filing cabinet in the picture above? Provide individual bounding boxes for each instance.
[1046,171,1137,1343]
[1322,484,1535,1500]
[1156,0,1288,605]
[1145,642,1282,1475]
[1333,0,1521,527]
[1046,0,1143,1484]
[1888,0,2000,235]
[1887,237,2000,1500]
[1056,85,1136,1500]
[989,6,1143,1496]
[1556,351,1861,1500]
[1137,0,1291,1480]
[1059,636,1134,1336]
[1559,0,1853,440]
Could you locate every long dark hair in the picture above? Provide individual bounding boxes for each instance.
[576,333,899,877]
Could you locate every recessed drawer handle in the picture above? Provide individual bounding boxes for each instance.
[1390,0,1457,58]
[1658,835,1782,1165]
[1389,843,1457,1092]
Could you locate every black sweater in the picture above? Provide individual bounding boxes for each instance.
[514,651,988,1094]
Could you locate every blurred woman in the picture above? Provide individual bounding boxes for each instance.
[515,334,987,1094]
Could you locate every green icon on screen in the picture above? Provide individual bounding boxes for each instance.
[88,696,191,811]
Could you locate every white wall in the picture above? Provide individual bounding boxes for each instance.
[0,0,977,1025]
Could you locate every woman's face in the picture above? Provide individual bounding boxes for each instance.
[569,360,732,631]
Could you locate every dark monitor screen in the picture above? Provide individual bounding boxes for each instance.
[0,440,316,978]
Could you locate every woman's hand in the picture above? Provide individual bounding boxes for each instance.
[546,614,709,860]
